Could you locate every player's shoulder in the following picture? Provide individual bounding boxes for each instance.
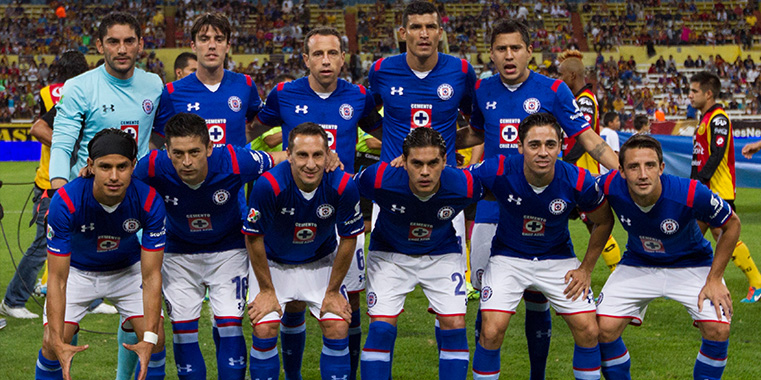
[528,70,565,92]
[441,166,477,194]
[337,78,368,96]
[325,168,355,195]
[225,69,255,87]
[555,159,589,188]
[475,74,501,90]
[660,174,701,206]
[133,67,163,88]
[598,170,624,195]
[371,54,406,73]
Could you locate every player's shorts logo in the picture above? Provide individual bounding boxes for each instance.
[317,204,335,219]
[97,236,121,252]
[437,206,455,220]
[595,292,604,307]
[142,99,154,114]
[437,83,454,100]
[659,219,679,235]
[213,189,230,205]
[164,298,173,317]
[523,98,541,114]
[481,286,492,301]
[367,292,377,308]
[122,218,141,233]
[339,103,354,120]
[247,208,260,223]
[293,224,317,243]
[47,225,55,239]
[549,199,567,215]
[228,96,242,112]
[476,269,484,286]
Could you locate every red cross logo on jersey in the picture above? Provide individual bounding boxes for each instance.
[188,216,213,232]
[97,236,121,252]
[408,223,432,240]
[206,122,226,145]
[294,225,317,243]
[500,123,519,144]
[411,106,432,129]
[522,217,545,235]
[121,124,139,144]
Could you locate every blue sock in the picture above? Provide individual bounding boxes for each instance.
[694,338,728,380]
[360,321,397,380]
[135,348,167,380]
[524,290,551,380]
[172,319,206,380]
[280,310,306,380]
[439,328,469,380]
[600,337,631,380]
[434,318,442,352]
[573,344,601,380]
[348,309,362,380]
[214,316,247,380]
[472,341,500,380]
[250,335,280,380]
[36,349,62,380]
[321,336,350,380]
[117,328,139,380]
[474,310,482,344]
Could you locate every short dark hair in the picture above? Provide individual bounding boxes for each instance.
[690,71,722,99]
[402,1,441,28]
[98,12,141,41]
[602,111,619,127]
[288,122,329,152]
[303,26,345,54]
[518,113,563,145]
[490,19,531,48]
[191,13,231,43]
[174,52,197,72]
[619,134,663,168]
[52,50,89,83]
[402,127,447,158]
[164,113,211,147]
[633,115,650,131]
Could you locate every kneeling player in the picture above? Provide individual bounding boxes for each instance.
[470,113,614,380]
[37,129,166,380]
[357,127,483,380]
[596,135,739,379]
[243,122,364,379]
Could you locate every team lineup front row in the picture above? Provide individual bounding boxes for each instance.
[37,112,739,380]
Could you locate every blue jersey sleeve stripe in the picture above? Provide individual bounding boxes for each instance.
[262,172,280,196]
[575,167,586,191]
[166,82,175,94]
[143,187,158,212]
[47,249,70,257]
[373,58,383,72]
[227,145,241,174]
[374,162,388,189]
[245,74,253,87]
[603,171,618,195]
[551,79,562,93]
[337,173,351,195]
[686,180,698,208]
[464,170,474,198]
[148,150,158,177]
[460,59,468,73]
[496,155,505,176]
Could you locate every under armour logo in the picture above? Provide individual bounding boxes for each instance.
[535,329,552,338]
[228,356,245,366]
[485,101,497,109]
[507,194,522,205]
[620,215,631,226]
[295,105,309,114]
[391,204,406,213]
[102,104,115,113]
[187,102,200,111]
[80,223,95,232]
[176,364,193,373]
[390,87,404,95]
[164,196,178,205]
[281,208,295,215]
[332,376,348,380]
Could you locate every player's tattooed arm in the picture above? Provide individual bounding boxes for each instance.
[577,129,619,171]
[246,235,282,324]
[564,200,614,301]
[455,126,484,150]
[699,211,740,321]
[322,236,356,322]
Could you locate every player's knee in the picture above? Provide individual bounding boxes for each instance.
[571,319,599,346]
[253,322,279,339]
[597,319,624,343]
[437,315,465,330]
[479,321,507,349]
[321,319,349,339]
[700,322,730,341]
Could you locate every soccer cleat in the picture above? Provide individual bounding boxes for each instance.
[89,302,118,314]
[741,286,761,303]
[466,282,480,300]
[34,280,47,296]
[0,300,40,319]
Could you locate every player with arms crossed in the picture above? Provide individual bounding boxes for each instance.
[37,129,167,380]
[470,113,614,380]
[243,123,364,380]
[356,127,483,380]
[134,113,283,380]
[596,134,740,379]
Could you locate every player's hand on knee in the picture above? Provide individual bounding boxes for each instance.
[51,342,89,380]
[326,150,344,172]
[564,268,592,301]
[248,290,282,325]
[123,341,154,380]
[390,154,405,168]
[321,290,352,322]
[698,279,733,322]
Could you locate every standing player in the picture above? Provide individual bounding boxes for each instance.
[596,135,739,379]
[36,129,167,380]
[253,27,380,380]
[153,13,262,148]
[134,113,282,380]
[689,71,761,303]
[174,52,197,80]
[357,128,482,380]
[470,113,614,380]
[243,123,364,380]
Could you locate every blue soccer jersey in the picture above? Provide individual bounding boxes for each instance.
[153,71,262,147]
[46,176,166,272]
[471,154,604,260]
[134,145,274,254]
[256,77,379,172]
[242,163,364,264]
[355,162,483,255]
[600,171,733,267]
[471,71,590,224]
[368,53,476,166]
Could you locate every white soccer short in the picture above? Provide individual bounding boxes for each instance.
[341,230,366,293]
[248,253,345,325]
[43,262,159,331]
[366,251,467,318]
[596,264,730,326]
[480,256,596,315]
[470,222,497,290]
[162,248,249,321]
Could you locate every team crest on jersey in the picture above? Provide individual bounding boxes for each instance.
[437,206,455,220]
[437,83,454,100]
[228,96,242,112]
[122,218,141,233]
[523,98,541,114]
[247,208,260,223]
[339,103,354,120]
[97,236,121,252]
[46,225,55,239]
[640,236,665,253]
[206,120,227,145]
[408,222,433,241]
[595,292,604,307]
[549,199,567,215]
[213,189,231,205]
[317,204,335,219]
[120,121,139,144]
[142,99,154,114]
[522,216,546,236]
[293,223,317,244]
[660,219,679,235]
[411,104,432,129]
[188,214,213,231]
[367,292,377,308]
[481,286,492,301]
